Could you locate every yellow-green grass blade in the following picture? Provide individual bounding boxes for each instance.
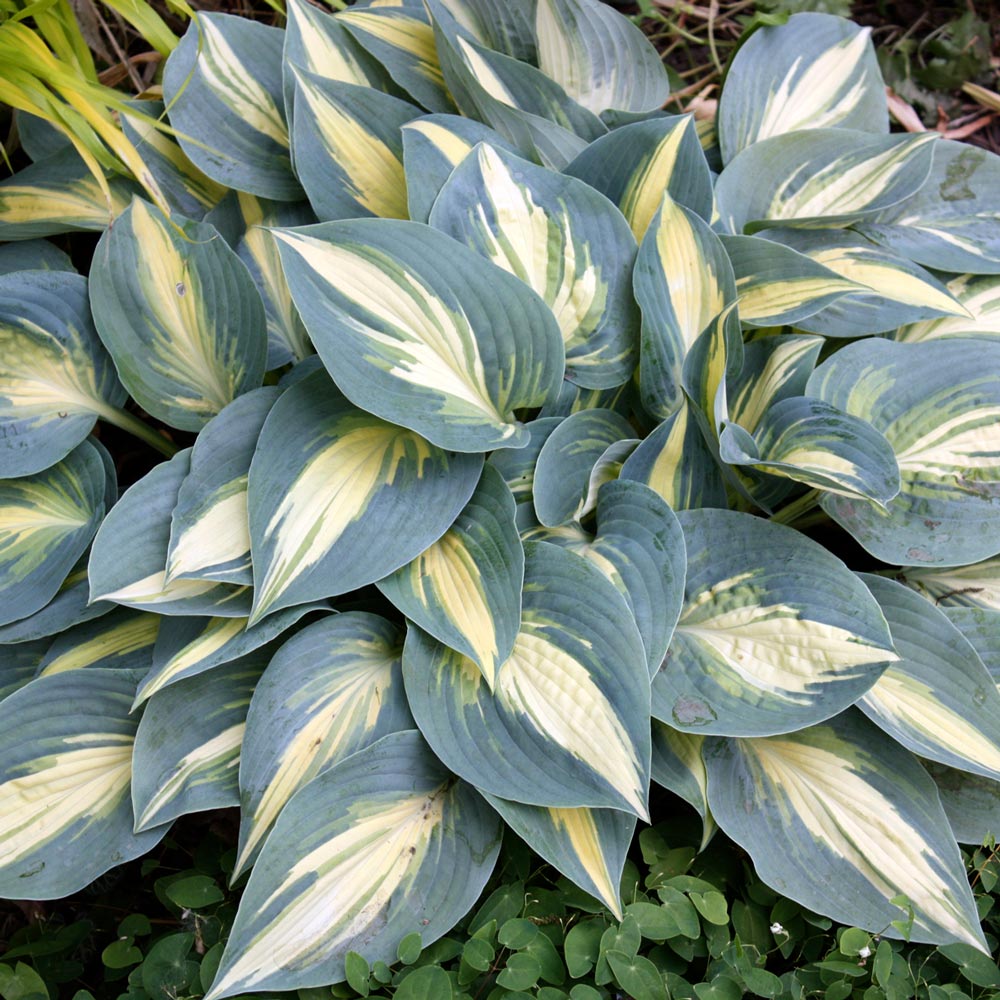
[923,760,1000,847]
[0,440,107,628]
[430,142,639,389]
[894,275,1000,343]
[727,334,824,436]
[564,116,713,240]
[715,130,937,235]
[722,234,861,327]
[132,655,264,832]
[717,13,886,165]
[719,396,900,505]
[274,220,565,452]
[763,229,970,337]
[896,559,1000,612]
[426,0,604,170]
[806,338,1000,566]
[488,417,563,533]
[167,389,280,588]
[705,710,987,950]
[0,238,73,276]
[0,668,166,898]
[653,508,896,737]
[0,270,126,477]
[857,575,1000,783]
[290,70,419,222]
[619,401,728,513]
[377,465,522,688]
[481,794,635,918]
[37,608,159,677]
[402,540,651,817]
[338,6,456,113]
[206,192,315,368]
[634,193,736,420]
[136,604,326,707]
[651,723,715,850]
[163,13,302,201]
[89,450,252,618]
[534,0,668,115]
[119,100,228,221]
[401,114,520,224]
[0,639,46,702]
[0,556,112,646]
[234,613,413,876]
[856,140,1000,275]
[532,409,634,527]
[247,369,483,623]
[0,148,139,241]
[90,198,267,432]
[204,731,501,997]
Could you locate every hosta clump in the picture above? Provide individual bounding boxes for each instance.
[2,0,1000,994]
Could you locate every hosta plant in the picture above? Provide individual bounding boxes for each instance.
[2,0,1000,995]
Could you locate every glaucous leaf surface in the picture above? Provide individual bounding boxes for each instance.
[487,416,562,531]
[650,723,714,850]
[924,761,1000,846]
[0,238,74,276]
[36,607,159,677]
[896,558,1000,611]
[0,639,44,703]
[892,274,1000,343]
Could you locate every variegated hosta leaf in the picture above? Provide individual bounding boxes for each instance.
[944,607,1000,683]
[132,655,265,831]
[0,270,126,477]
[634,193,737,419]
[0,639,44,702]
[235,613,414,876]
[434,0,536,63]
[0,238,74,276]
[0,441,108,628]
[377,465,522,688]
[719,396,900,505]
[856,140,1000,275]
[763,229,969,338]
[89,450,252,618]
[338,6,456,114]
[619,400,728,512]
[533,0,669,115]
[0,557,112,646]
[206,192,316,368]
[427,0,604,170]
[247,369,482,623]
[806,338,1000,566]
[717,13,886,165]
[705,710,987,949]
[726,334,824,435]
[136,605,324,706]
[856,575,1000,783]
[0,669,165,898]
[401,114,520,224]
[650,722,714,850]
[119,100,228,220]
[290,72,419,222]
[15,113,72,162]
[897,559,1000,612]
[36,608,159,677]
[204,731,501,998]
[714,130,937,235]
[481,793,634,917]
[923,761,1000,846]
[167,388,281,587]
[403,541,651,817]
[563,116,713,240]
[430,143,639,389]
[282,0,389,124]
[274,220,564,452]
[163,13,302,200]
[0,149,139,240]
[533,409,635,527]
[721,235,860,327]
[653,508,896,737]
[893,274,1000,343]
[539,380,632,420]
[90,198,267,432]
[487,416,562,531]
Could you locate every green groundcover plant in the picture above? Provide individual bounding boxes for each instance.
[1,0,1000,996]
